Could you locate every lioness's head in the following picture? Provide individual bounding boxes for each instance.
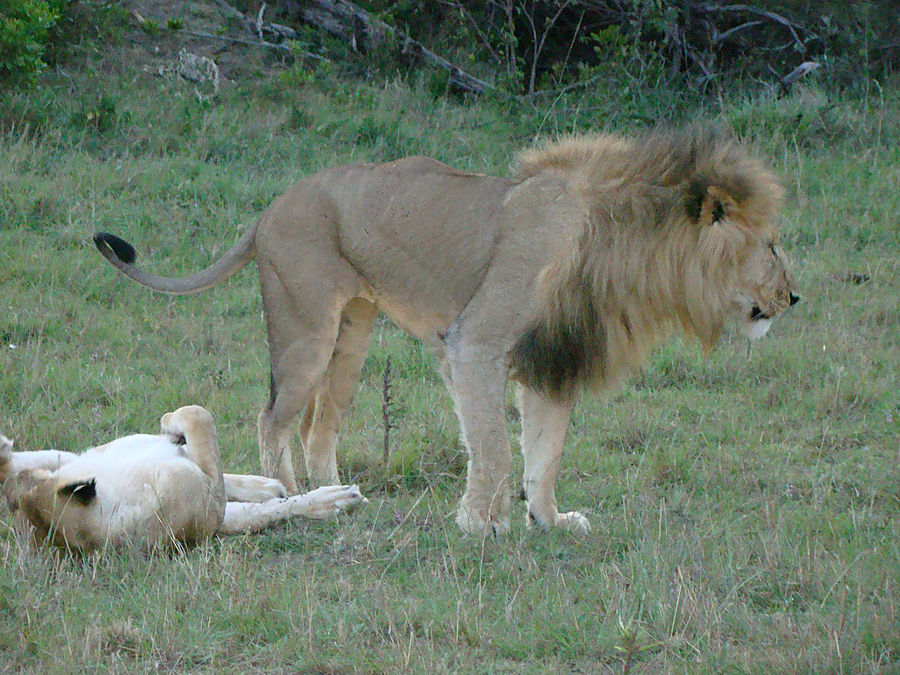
[14,470,99,552]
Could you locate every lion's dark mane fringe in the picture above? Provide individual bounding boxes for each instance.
[510,315,605,401]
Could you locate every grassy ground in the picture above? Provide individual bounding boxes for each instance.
[1,4,898,672]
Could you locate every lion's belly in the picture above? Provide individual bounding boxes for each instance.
[370,294,459,344]
[348,246,476,342]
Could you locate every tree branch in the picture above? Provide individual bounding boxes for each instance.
[713,20,763,44]
[182,30,330,61]
[696,3,808,53]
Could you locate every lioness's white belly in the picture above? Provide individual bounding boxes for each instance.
[54,435,209,537]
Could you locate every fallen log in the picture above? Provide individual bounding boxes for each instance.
[779,60,820,92]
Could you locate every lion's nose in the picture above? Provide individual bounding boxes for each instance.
[789,292,800,306]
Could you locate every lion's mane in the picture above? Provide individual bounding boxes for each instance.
[509,127,784,399]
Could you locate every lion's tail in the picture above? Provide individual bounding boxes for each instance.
[93,223,257,295]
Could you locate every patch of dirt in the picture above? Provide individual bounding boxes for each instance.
[119,0,293,85]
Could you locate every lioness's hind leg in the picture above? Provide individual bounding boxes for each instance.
[517,384,589,533]
[160,405,223,488]
[301,298,378,486]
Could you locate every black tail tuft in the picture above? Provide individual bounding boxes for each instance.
[58,478,97,506]
[93,232,137,265]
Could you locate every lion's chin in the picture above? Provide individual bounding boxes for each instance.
[741,317,773,340]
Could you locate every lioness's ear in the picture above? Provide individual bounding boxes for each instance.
[685,178,734,227]
[57,478,97,506]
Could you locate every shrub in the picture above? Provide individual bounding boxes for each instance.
[0,0,67,87]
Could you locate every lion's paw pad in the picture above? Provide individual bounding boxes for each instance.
[456,507,510,536]
[556,511,591,533]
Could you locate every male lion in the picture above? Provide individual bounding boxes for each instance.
[0,406,366,553]
[94,127,799,535]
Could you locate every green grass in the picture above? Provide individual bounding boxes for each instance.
[1,8,898,672]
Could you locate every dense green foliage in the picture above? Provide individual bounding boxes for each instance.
[0,1,898,672]
[0,0,67,85]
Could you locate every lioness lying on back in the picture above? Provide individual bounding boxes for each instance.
[0,406,366,553]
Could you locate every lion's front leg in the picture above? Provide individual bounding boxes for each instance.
[447,352,512,536]
[517,384,590,533]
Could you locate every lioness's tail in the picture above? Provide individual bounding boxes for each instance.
[93,224,257,295]
[0,434,12,485]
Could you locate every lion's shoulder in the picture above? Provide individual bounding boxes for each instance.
[512,134,632,183]
[386,155,485,179]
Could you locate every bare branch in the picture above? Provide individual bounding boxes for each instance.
[529,1,578,95]
[182,30,331,61]
[696,3,808,52]
[440,0,503,64]
[255,3,266,42]
[713,20,763,44]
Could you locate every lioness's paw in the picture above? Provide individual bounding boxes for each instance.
[160,405,212,439]
[304,484,368,518]
[224,474,288,503]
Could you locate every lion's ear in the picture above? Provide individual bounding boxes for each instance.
[685,178,734,227]
[700,186,736,227]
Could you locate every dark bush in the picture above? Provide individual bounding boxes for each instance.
[353,0,899,94]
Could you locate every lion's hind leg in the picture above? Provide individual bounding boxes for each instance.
[256,256,362,495]
[517,384,590,533]
[1,440,80,506]
[5,448,79,475]
[300,298,378,486]
[218,485,367,534]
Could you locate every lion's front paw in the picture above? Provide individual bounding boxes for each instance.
[527,507,591,533]
[254,477,288,501]
[159,405,212,441]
